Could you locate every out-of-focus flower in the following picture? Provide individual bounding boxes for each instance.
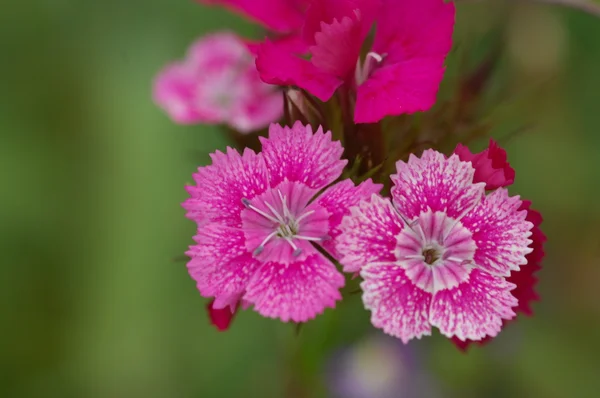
[450,143,545,350]
[256,0,455,123]
[153,32,283,133]
[184,122,381,323]
[337,150,534,343]
[198,0,309,34]
[454,140,515,190]
[327,335,441,398]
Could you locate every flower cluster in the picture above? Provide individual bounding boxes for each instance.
[154,0,545,348]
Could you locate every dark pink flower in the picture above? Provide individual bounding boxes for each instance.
[454,140,516,190]
[207,299,238,331]
[198,0,309,34]
[337,151,534,343]
[256,0,455,123]
[184,122,381,323]
[153,32,283,133]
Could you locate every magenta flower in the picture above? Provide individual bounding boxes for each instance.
[198,0,309,34]
[336,150,534,342]
[153,32,283,133]
[256,0,455,123]
[184,122,381,322]
[454,140,516,190]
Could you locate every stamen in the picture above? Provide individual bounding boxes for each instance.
[295,210,315,223]
[278,190,292,221]
[241,198,281,224]
[294,235,323,242]
[264,200,285,224]
[253,230,279,256]
[366,51,384,63]
[283,238,302,257]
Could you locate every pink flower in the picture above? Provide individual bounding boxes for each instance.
[153,32,283,133]
[184,122,382,323]
[256,0,455,123]
[454,140,516,190]
[198,0,309,34]
[336,150,534,343]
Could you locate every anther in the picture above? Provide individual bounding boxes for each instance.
[242,198,251,207]
[253,246,265,256]
[293,248,302,257]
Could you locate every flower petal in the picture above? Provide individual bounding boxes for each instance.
[430,269,517,341]
[187,223,260,305]
[354,0,454,123]
[454,140,516,190]
[304,0,380,80]
[361,262,432,343]
[373,0,455,63]
[243,252,345,322]
[450,200,545,351]
[260,122,347,189]
[183,147,268,227]
[317,179,383,259]
[207,299,238,331]
[256,38,343,102]
[508,200,545,315]
[336,194,404,273]
[461,188,533,277]
[391,150,485,220]
[355,58,447,123]
[303,0,379,45]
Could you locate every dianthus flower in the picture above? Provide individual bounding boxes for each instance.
[336,150,534,342]
[153,32,283,133]
[451,141,545,350]
[184,122,381,323]
[256,0,455,123]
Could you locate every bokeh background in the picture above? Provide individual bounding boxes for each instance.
[2,0,600,397]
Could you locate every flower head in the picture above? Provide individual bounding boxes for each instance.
[256,0,455,123]
[154,32,283,133]
[337,150,534,342]
[184,122,381,322]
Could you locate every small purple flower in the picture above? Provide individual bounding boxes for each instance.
[184,122,381,322]
[336,150,534,342]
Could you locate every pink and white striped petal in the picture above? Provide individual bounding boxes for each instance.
[461,188,533,277]
[183,147,268,228]
[361,262,432,343]
[187,223,261,306]
[316,179,383,259]
[336,194,404,273]
[259,122,347,190]
[243,252,345,322]
[429,269,518,341]
[395,210,476,293]
[391,150,485,220]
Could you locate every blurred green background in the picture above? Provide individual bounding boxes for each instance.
[2,1,600,397]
